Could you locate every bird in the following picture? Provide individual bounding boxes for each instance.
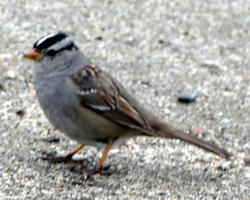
[24,32,230,174]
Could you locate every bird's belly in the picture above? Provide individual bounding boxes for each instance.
[38,94,129,147]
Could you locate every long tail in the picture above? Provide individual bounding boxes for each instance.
[150,120,230,159]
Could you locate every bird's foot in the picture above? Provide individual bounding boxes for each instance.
[85,166,113,177]
[40,154,74,163]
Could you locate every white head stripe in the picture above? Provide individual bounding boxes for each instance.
[35,33,58,47]
[47,37,72,51]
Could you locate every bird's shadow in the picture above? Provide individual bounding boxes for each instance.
[34,150,228,190]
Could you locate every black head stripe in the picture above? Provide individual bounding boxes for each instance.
[46,42,77,56]
[33,32,68,51]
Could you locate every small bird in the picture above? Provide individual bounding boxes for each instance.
[24,32,230,174]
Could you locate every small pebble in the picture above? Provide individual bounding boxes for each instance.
[221,119,234,128]
[4,70,17,80]
[177,92,198,103]
[0,53,12,60]
[16,109,25,117]
[140,80,151,86]
[217,162,231,171]
[158,192,167,196]
[39,137,60,143]
[158,39,165,44]
[244,156,250,166]
[0,83,5,91]
[95,36,103,41]
[199,61,224,71]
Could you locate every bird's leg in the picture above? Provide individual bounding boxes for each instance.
[41,144,85,163]
[87,141,114,176]
[96,141,114,170]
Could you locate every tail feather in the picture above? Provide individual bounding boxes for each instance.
[150,120,230,159]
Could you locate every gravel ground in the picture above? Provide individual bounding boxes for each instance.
[1,0,250,199]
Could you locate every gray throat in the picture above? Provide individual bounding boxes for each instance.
[34,50,89,79]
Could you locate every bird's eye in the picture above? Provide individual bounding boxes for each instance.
[47,49,56,56]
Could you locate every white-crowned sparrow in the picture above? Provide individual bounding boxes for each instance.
[24,32,230,174]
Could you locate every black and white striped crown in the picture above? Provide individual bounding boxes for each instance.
[33,32,77,55]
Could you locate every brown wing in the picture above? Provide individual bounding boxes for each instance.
[71,65,153,134]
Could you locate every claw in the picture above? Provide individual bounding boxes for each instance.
[85,166,113,177]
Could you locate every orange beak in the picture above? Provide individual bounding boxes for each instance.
[23,49,42,61]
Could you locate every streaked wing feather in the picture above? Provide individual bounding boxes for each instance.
[71,65,152,132]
